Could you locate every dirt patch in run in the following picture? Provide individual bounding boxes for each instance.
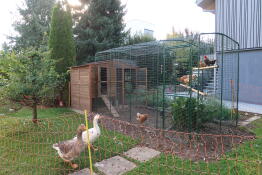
[95,105,173,129]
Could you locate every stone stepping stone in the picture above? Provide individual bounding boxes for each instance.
[95,156,136,175]
[68,168,97,175]
[124,146,161,162]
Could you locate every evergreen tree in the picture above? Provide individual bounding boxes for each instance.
[10,0,55,50]
[1,42,10,53]
[74,0,127,64]
[125,32,156,45]
[48,3,76,74]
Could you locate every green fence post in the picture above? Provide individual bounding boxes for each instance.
[220,35,224,132]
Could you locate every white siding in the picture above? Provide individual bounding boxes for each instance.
[216,0,262,49]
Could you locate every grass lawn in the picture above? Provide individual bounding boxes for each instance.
[126,119,262,175]
[0,103,261,175]
[0,106,138,175]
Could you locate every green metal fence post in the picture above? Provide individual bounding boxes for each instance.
[162,47,166,129]
[129,46,132,122]
[188,45,193,132]
[156,45,160,128]
[220,35,224,132]
[236,44,240,126]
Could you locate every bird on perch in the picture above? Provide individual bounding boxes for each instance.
[199,60,206,68]
[178,75,197,85]
[204,56,216,66]
[136,113,149,124]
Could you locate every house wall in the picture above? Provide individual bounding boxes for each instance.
[215,0,262,105]
[216,0,262,49]
[238,49,262,104]
[217,49,262,105]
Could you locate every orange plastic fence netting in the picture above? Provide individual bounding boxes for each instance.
[0,113,261,175]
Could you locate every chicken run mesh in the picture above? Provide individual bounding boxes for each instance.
[93,33,240,132]
[0,113,260,175]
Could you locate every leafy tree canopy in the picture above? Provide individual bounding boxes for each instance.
[0,48,64,122]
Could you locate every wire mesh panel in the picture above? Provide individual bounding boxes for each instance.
[93,33,240,132]
[199,33,240,128]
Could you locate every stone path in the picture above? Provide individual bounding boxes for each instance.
[95,156,136,175]
[239,115,261,126]
[69,146,160,175]
[124,146,161,162]
[69,168,97,175]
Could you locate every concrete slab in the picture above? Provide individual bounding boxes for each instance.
[239,116,261,126]
[70,108,84,115]
[223,100,262,114]
[124,146,161,162]
[94,156,136,175]
[68,168,97,175]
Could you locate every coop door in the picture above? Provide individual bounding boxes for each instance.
[116,68,123,104]
[99,67,107,95]
[136,68,147,90]
[124,69,136,94]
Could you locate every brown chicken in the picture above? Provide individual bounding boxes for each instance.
[204,56,216,66]
[136,113,149,124]
[178,75,197,85]
[199,60,206,68]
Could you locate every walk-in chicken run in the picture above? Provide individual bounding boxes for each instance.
[70,33,240,132]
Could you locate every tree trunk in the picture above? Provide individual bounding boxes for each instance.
[32,100,38,123]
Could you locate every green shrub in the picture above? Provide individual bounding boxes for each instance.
[146,91,172,109]
[203,97,232,120]
[171,97,210,131]
[171,97,233,131]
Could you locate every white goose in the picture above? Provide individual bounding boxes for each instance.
[73,114,101,148]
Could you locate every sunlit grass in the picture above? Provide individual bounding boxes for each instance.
[0,107,138,175]
[0,104,261,175]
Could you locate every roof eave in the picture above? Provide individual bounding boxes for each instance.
[196,0,215,14]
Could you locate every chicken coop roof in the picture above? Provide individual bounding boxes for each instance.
[71,59,138,69]
[95,37,197,59]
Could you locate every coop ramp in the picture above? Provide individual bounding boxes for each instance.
[101,95,120,118]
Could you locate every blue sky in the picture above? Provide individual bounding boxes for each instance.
[0,0,215,47]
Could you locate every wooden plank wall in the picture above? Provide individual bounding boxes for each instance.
[89,65,98,98]
[70,68,80,109]
[70,66,91,112]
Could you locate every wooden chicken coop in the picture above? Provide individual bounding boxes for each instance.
[70,59,147,114]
